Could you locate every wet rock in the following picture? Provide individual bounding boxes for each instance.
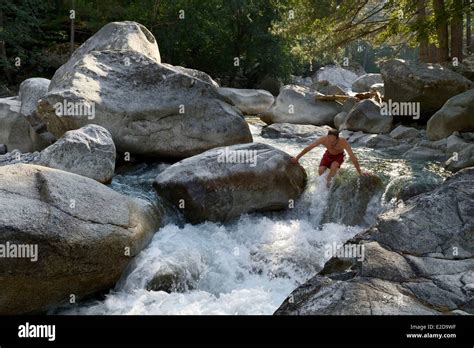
[275,168,474,315]
[0,164,161,314]
[154,143,307,223]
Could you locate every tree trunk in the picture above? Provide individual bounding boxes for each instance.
[70,0,75,55]
[0,8,12,84]
[433,0,450,62]
[467,0,472,54]
[417,0,430,62]
[451,0,464,62]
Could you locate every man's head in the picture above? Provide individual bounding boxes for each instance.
[327,129,339,145]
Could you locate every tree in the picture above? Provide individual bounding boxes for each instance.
[274,0,472,65]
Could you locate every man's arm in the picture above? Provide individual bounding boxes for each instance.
[291,137,324,163]
[343,139,363,175]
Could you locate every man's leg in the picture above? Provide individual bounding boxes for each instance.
[318,166,327,175]
[326,161,340,187]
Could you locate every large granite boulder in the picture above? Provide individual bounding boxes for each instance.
[275,168,474,315]
[19,78,56,151]
[380,59,473,119]
[38,125,116,183]
[351,73,383,93]
[260,85,341,126]
[312,65,359,91]
[0,97,35,152]
[36,21,252,159]
[154,143,307,223]
[0,125,116,183]
[0,164,161,314]
[427,89,474,141]
[342,99,393,133]
[261,123,331,142]
[216,87,274,115]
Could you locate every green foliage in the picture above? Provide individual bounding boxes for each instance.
[1,0,299,91]
[0,0,472,92]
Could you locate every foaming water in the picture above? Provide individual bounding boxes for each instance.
[59,120,446,315]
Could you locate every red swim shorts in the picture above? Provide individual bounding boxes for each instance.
[319,150,345,168]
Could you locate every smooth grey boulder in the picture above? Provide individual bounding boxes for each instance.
[216,87,274,115]
[445,144,474,172]
[260,85,341,126]
[317,83,347,96]
[402,146,448,161]
[313,65,359,91]
[419,138,448,151]
[0,97,35,152]
[383,175,440,202]
[0,164,162,314]
[162,63,219,87]
[275,168,474,315]
[389,125,420,140]
[380,59,473,119]
[427,89,474,141]
[261,123,331,142]
[19,78,55,151]
[342,99,393,133]
[352,73,383,92]
[334,112,348,130]
[365,134,400,148]
[38,125,116,183]
[36,21,252,158]
[154,143,307,223]
[0,125,116,183]
[19,78,50,119]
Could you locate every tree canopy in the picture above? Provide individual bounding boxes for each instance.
[0,0,472,93]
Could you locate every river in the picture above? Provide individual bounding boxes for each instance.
[57,119,447,315]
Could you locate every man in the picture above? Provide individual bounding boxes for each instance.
[290,129,365,187]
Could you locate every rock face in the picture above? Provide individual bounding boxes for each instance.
[36,21,252,158]
[380,59,473,119]
[260,85,341,126]
[38,125,116,183]
[342,99,393,133]
[351,73,383,93]
[0,97,35,152]
[313,66,359,91]
[216,87,274,115]
[427,89,474,141]
[261,123,331,142]
[323,170,383,226]
[154,143,307,223]
[0,164,161,314]
[18,78,54,151]
[275,168,474,315]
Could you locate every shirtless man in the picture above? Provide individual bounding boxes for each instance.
[290,129,365,187]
